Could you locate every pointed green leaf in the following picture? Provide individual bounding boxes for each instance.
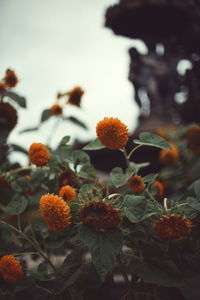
[4,91,26,108]
[83,138,105,151]
[19,126,39,134]
[5,194,28,215]
[41,109,51,122]
[122,195,148,223]
[133,132,171,149]
[187,197,200,212]
[143,173,158,184]
[65,116,88,130]
[58,136,71,146]
[78,225,123,281]
[110,167,127,188]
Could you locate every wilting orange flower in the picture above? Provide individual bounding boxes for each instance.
[58,169,77,188]
[49,104,63,115]
[0,82,6,92]
[187,125,200,155]
[154,214,192,240]
[96,117,129,150]
[29,143,50,167]
[40,194,71,231]
[67,86,84,107]
[159,144,179,164]
[153,180,164,198]
[3,69,18,88]
[79,200,122,229]
[0,255,24,283]
[129,175,145,194]
[59,185,77,203]
[0,102,18,131]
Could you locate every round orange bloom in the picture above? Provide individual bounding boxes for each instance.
[40,194,71,231]
[129,175,145,194]
[3,69,18,88]
[67,86,84,107]
[58,169,77,188]
[29,143,50,167]
[0,102,17,131]
[154,214,192,240]
[79,200,122,229]
[159,144,179,164]
[96,117,129,150]
[153,180,164,198]
[59,185,77,203]
[49,104,63,115]
[0,255,24,283]
[187,125,200,155]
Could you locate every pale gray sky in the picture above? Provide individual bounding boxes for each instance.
[0,0,146,162]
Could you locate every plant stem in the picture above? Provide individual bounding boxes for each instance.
[127,144,143,160]
[0,220,58,273]
[120,148,130,168]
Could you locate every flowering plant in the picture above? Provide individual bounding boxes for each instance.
[0,71,200,300]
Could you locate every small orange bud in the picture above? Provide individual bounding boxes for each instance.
[0,255,24,283]
[59,185,77,203]
[29,143,50,167]
[129,175,145,194]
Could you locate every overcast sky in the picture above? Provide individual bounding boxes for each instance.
[0,0,147,162]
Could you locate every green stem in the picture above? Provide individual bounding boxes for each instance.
[0,220,58,273]
[127,144,143,160]
[120,148,130,168]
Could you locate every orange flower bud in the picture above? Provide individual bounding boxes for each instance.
[59,185,77,203]
[29,143,50,167]
[129,175,145,194]
[0,255,24,283]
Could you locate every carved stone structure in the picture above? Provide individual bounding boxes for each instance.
[105,0,200,126]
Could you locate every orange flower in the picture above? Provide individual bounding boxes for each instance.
[49,104,63,115]
[187,125,200,155]
[59,185,77,203]
[0,102,17,131]
[67,86,84,107]
[79,200,122,229]
[29,143,50,167]
[159,144,179,164]
[3,69,18,88]
[58,169,77,188]
[96,117,129,150]
[129,175,145,194]
[40,194,71,231]
[153,180,164,198]
[0,255,24,283]
[154,214,192,240]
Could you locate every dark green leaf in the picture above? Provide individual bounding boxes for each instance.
[19,126,39,134]
[10,143,28,154]
[128,161,150,172]
[143,173,158,184]
[83,138,105,151]
[133,132,171,149]
[70,150,90,166]
[65,116,88,130]
[41,109,51,122]
[78,163,96,179]
[78,225,123,281]
[58,136,70,146]
[122,195,148,223]
[187,197,200,212]
[29,168,47,189]
[4,91,26,108]
[11,177,30,192]
[110,167,127,188]
[5,194,28,215]
[130,243,183,287]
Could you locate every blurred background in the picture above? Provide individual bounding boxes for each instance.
[0,0,148,163]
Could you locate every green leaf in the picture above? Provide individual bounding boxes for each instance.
[58,136,71,146]
[110,167,127,188]
[65,116,88,130]
[29,168,47,189]
[83,138,105,151]
[122,195,148,223]
[11,177,30,192]
[143,173,158,184]
[128,161,150,172]
[187,197,200,212]
[133,132,171,149]
[4,91,26,108]
[41,109,51,122]
[19,126,39,134]
[130,243,183,287]
[70,150,90,166]
[10,144,28,155]
[5,194,28,215]
[78,225,123,281]
[78,163,96,179]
